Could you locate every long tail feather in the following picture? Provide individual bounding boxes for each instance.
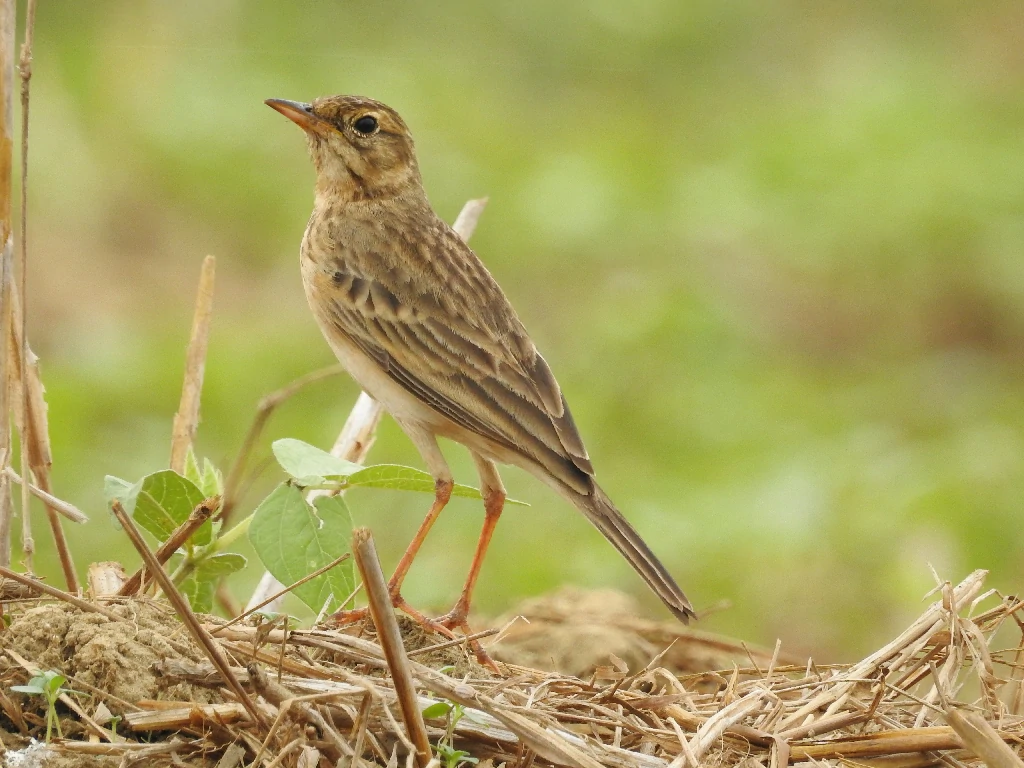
[573,485,695,622]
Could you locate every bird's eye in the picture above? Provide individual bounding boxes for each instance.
[353,115,378,135]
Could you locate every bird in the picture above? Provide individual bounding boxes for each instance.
[266,94,695,645]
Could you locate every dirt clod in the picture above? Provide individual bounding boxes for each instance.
[2,600,221,713]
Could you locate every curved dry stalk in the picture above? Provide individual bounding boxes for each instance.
[169,254,216,473]
[220,363,345,524]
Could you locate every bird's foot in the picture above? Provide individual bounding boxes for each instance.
[327,588,459,641]
[328,591,499,672]
[429,602,500,673]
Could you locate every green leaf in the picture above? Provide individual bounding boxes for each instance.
[183,446,203,490]
[345,465,529,506]
[10,683,44,695]
[184,448,223,497]
[42,673,68,697]
[179,553,246,613]
[120,470,212,546]
[272,439,362,483]
[201,458,224,497]
[249,484,355,612]
[103,475,134,506]
[421,702,453,719]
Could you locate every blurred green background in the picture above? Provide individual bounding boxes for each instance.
[15,0,1024,660]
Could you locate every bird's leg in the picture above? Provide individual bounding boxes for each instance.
[384,477,455,632]
[432,453,506,670]
[331,422,458,637]
[328,477,456,633]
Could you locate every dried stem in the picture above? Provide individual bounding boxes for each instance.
[169,254,215,473]
[110,499,268,729]
[16,0,36,575]
[0,0,14,570]
[116,496,219,597]
[352,527,431,767]
[3,466,87,523]
[220,363,344,524]
[213,551,350,633]
[0,564,119,620]
[0,240,11,566]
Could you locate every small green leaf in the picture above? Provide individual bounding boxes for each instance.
[183,446,203,489]
[10,683,44,695]
[421,702,453,719]
[179,553,246,613]
[201,458,224,497]
[103,475,134,506]
[272,439,362,483]
[119,470,212,546]
[249,484,355,612]
[43,674,68,696]
[346,465,528,506]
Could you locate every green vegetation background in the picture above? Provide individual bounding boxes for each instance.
[18,1,1024,660]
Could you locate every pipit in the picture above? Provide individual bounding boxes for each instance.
[267,94,695,645]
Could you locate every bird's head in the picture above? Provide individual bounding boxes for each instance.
[266,95,422,203]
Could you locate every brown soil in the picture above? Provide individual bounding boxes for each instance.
[2,601,220,711]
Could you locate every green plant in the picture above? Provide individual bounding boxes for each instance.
[421,701,478,768]
[11,670,77,741]
[105,446,245,613]
[104,440,526,616]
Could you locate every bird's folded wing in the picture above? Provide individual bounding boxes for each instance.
[320,232,594,493]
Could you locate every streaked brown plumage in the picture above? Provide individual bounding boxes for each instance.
[267,94,695,636]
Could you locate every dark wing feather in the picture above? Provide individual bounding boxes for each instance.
[319,215,594,492]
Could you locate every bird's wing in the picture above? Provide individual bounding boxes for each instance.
[317,217,594,493]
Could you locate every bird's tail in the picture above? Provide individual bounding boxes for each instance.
[572,484,695,623]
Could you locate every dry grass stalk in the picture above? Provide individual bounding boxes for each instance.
[5,284,78,589]
[116,496,218,597]
[124,703,250,732]
[0,563,119,620]
[15,0,36,581]
[213,551,350,634]
[86,561,127,601]
[220,363,344,522]
[353,526,433,767]
[0,237,10,566]
[2,466,87,523]
[109,499,268,729]
[0,0,14,571]
[170,254,216,473]
[943,708,1024,768]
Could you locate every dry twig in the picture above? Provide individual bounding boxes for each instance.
[354,527,432,767]
[116,496,219,597]
[110,499,268,728]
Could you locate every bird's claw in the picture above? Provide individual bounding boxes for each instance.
[327,592,499,672]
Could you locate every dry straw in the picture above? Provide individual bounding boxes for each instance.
[4,566,1024,767]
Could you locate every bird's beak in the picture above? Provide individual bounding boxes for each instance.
[265,98,327,133]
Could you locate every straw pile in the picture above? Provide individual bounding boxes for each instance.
[2,567,1023,768]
